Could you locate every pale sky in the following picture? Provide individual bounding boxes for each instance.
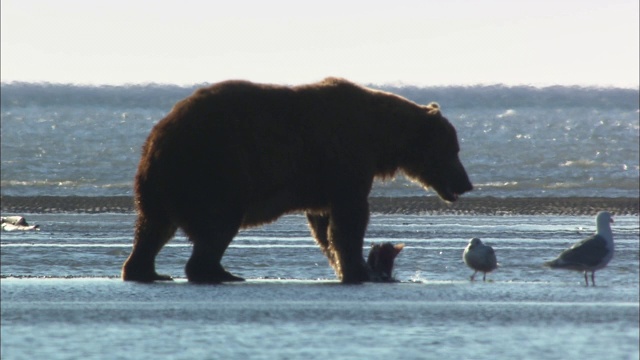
[1,0,638,87]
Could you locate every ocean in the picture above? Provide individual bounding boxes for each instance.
[1,83,638,198]
[1,83,639,359]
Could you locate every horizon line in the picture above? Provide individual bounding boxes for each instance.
[1,79,638,90]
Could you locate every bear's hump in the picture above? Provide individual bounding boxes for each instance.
[318,77,355,86]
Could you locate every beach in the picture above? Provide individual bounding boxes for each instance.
[2,211,639,360]
[2,195,638,216]
[2,202,639,359]
[2,277,638,360]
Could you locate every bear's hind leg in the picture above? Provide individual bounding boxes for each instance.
[183,213,244,283]
[122,212,177,282]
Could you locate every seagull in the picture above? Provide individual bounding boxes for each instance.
[367,242,404,282]
[1,216,40,231]
[544,211,614,286]
[463,238,498,281]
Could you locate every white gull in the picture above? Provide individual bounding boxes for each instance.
[463,238,498,281]
[1,216,40,232]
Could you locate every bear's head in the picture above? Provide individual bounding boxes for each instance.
[403,102,473,202]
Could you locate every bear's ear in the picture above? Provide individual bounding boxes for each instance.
[393,243,405,255]
[424,102,441,116]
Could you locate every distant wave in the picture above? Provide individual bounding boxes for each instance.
[0,179,133,188]
[2,82,638,110]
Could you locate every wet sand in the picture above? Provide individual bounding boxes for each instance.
[1,195,638,215]
[2,278,637,360]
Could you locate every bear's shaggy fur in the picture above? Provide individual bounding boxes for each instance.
[122,77,473,283]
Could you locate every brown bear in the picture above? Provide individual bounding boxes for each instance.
[121,77,473,284]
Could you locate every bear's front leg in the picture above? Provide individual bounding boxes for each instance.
[328,200,371,283]
[306,213,338,270]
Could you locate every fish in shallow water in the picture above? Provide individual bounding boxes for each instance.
[367,242,405,282]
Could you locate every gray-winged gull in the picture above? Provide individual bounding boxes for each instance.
[544,211,614,286]
[463,238,498,281]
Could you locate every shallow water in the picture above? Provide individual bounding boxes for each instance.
[1,213,639,359]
